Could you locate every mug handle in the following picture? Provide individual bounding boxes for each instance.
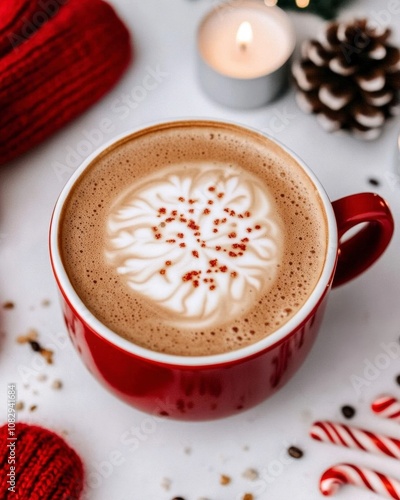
[332,193,394,288]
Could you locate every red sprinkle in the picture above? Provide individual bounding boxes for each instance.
[231,271,237,278]
[166,239,176,243]
[228,232,237,239]
[177,233,184,238]
[203,208,210,215]
[255,225,261,230]
[192,250,199,258]
[215,246,221,251]
[219,266,228,272]
[229,251,237,257]
[213,229,218,233]
[179,242,186,248]
[155,234,162,239]
[217,193,224,198]
[165,261,172,266]
[208,200,214,205]
[208,186,215,192]
[160,269,166,275]
[246,228,252,233]
[189,199,196,205]
[178,197,185,202]
[210,259,218,267]
[159,208,166,214]
[210,285,216,291]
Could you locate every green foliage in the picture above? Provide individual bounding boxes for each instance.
[276,0,350,19]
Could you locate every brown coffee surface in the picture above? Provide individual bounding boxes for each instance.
[59,121,328,356]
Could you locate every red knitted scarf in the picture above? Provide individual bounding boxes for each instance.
[0,422,84,499]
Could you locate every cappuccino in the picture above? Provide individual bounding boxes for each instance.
[59,121,328,356]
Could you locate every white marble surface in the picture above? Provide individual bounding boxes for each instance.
[1,1,400,499]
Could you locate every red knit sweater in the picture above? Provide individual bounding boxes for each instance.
[0,0,132,165]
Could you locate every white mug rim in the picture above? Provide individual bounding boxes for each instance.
[49,118,338,367]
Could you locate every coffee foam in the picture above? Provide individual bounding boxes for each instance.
[59,122,328,356]
[105,162,281,328]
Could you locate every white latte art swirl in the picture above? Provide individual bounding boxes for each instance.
[105,163,282,328]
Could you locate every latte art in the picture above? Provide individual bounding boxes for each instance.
[106,163,281,328]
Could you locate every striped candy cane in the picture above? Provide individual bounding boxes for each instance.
[372,396,400,423]
[310,421,400,459]
[320,463,400,499]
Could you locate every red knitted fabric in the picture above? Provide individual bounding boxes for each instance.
[0,0,132,165]
[0,422,84,500]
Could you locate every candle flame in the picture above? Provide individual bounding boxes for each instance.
[236,21,253,51]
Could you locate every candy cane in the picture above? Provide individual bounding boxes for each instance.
[310,421,400,459]
[320,463,400,499]
[372,396,400,423]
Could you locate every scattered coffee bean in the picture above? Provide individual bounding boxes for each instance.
[29,340,41,352]
[3,301,14,310]
[220,474,231,485]
[288,446,304,459]
[51,379,63,390]
[242,494,254,500]
[15,401,24,411]
[171,497,185,500]
[242,468,259,481]
[16,329,38,344]
[341,405,356,419]
[396,374,400,386]
[161,477,172,491]
[368,177,380,187]
[29,404,37,412]
[41,299,51,307]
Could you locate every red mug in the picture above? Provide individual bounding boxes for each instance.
[49,120,394,421]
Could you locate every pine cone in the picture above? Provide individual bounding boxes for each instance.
[292,19,400,140]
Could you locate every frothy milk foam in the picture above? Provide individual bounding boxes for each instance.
[60,122,327,356]
[106,163,280,328]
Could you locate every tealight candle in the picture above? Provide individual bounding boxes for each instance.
[197,1,296,108]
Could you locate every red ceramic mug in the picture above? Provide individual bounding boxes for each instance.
[49,120,394,421]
